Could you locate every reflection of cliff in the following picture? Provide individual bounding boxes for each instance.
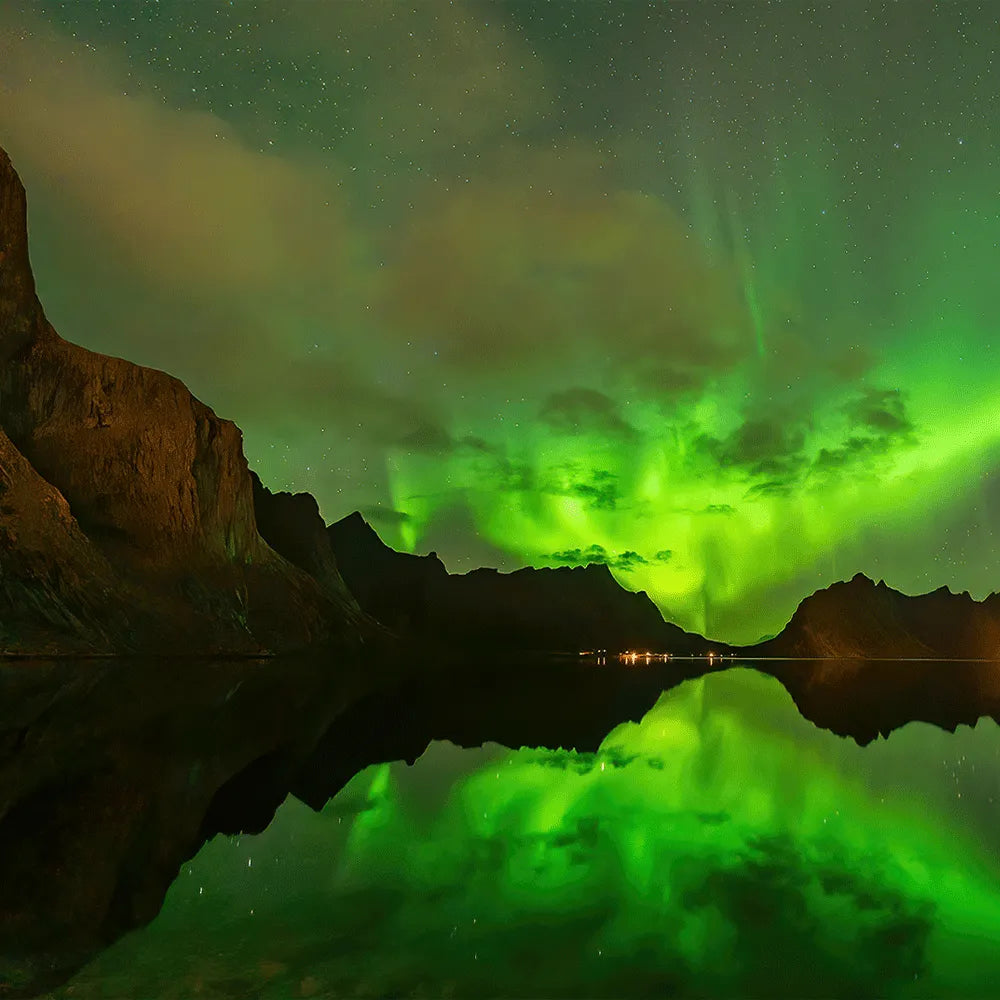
[328,511,717,654]
[747,573,1000,660]
[5,652,1000,995]
[0,146,362,654]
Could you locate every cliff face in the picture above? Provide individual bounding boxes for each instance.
[750,573,1000,659]
[0,150,38,364]
[328,511,716,654]
[328,511,449,634]
[0,427,132,653]
[0,146,353,654]
[250,474,361,617]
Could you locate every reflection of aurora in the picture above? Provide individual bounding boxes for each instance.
[56,669,1000,999]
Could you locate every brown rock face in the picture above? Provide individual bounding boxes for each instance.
[0,427,130,653]
[0,145,354,654]
[250,473,360,616]
[748,573,1000,659]
[0,335,262,567]
[0,149,39,363]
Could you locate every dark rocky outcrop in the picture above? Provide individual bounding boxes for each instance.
[329,510,719,654]
[250,473,360,617]
[0,146,359,654]
[327,511,450,634]
[747,572,1000,659]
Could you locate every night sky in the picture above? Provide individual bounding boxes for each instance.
[1,1,998,643]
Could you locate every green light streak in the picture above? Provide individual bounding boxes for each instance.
[54,669,1000,999]
[381,145,1000,642]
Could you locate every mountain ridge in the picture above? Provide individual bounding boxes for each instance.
[0,144,361,654]
[745,570,1000,659]
[3,141,998,660]
[328,509,729,655]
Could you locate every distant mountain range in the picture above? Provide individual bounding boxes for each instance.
[328,511,718,655]
[325,514,1000,660]
[1,142,998,660]
[745,572,1000,659]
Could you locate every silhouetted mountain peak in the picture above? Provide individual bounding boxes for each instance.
[328,517,719,654]
[753,573,1000,659]
[249,472,359,618]
[332,510,391,551]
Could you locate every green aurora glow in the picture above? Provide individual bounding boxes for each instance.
[1,3,998,641]
[52,669,1000,998]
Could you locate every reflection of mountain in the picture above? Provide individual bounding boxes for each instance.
[328,511,718,654]
[747,573,1000,659]
[5,653,1000,995]
[0,146,362,654]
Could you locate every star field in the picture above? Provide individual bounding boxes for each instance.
[1,1,998,641]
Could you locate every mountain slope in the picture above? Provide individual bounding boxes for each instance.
[0,145,356,654]
[747,573,1000,659]
[328,511,718,654]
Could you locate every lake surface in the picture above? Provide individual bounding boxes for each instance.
[38,665,1000,999]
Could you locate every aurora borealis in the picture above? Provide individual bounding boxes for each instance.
[50,669,1000,998]
[1,3,998,641]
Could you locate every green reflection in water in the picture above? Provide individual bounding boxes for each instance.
[51,668,1000,998]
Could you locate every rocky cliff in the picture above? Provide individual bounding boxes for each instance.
[0,146,357,654]
[328,511,718,654]
[748,572,1000,659]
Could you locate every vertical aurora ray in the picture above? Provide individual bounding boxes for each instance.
[725,185,767,360]
[383,104,1000,641]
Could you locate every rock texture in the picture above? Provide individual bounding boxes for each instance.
[329,511,718,654]
[0,145,356,654]
[0,427,130,653]
[747,572,1000,659]
[250,473,360,616]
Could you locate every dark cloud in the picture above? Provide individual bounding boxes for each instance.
[396,424,497,455]
[614,550,648,570]
[570,474,621,511]
[704,503,736,515]
[699,419,808,480]
[419,504,518,572]
[539,388,637,438]
[678,835,933,996]
[547,543,649,570]
[359,505,412,526]
[541,467,623,511]
[495,458,535,493]
[847,387,913,436]
[397,424,455,454]
[744,480,796,498]
[633,364,703,399]
[812,387,916,473]
[548,543,612,565]
[653,549,674,562]
[813,434,895,471]
[381,153,753,377]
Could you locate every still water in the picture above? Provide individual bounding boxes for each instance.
[46,667,1000,998]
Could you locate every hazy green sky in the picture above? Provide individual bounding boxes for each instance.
[2,2,998,641]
